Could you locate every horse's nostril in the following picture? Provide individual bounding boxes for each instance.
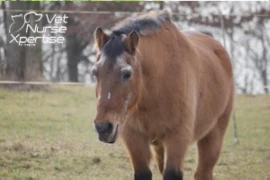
[95,122,113,135]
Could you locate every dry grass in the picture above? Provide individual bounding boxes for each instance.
[0,86,269,180]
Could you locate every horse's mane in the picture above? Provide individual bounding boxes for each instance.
[100,10,171,59]
[111,10,171,36]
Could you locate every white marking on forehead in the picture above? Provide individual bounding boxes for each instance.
[123,93,132,112]
[96,54,124,67]
[115,55,125,64]
[108,92,111,100]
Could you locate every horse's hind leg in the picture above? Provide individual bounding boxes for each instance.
[194,107,232,180]
[153,142,164,174]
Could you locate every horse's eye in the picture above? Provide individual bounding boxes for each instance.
[91,66,98,77]
[121,67,133,82]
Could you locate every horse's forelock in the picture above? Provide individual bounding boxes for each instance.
[102,35,125,61]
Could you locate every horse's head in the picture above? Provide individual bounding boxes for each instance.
[92,27,141,143]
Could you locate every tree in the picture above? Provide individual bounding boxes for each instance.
[2,1,43,81]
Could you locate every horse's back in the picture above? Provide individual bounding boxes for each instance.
[183,31,233,89]
[183,31,233,78]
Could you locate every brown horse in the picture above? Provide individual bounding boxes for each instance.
[92,10,234,180]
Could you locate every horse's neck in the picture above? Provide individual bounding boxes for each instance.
[135,29,197,111]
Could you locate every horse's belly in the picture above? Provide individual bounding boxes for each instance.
[192,115,219,142]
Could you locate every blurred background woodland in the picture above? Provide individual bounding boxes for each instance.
[0,1,269,94]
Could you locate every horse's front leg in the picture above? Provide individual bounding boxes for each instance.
[122,129,152,180]
[163,130,190,180]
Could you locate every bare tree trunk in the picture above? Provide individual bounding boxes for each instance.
[3,2,43,81]
[68,62,78,82]
[66,36,80,82]
[261,42,269,94]
[257,26,269,94]
[24,2,43,81]
[159,2,164,10]
[4,2,27,80]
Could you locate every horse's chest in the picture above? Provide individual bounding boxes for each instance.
[129,113,170,141]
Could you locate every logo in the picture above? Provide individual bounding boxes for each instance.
[9,11,68,46]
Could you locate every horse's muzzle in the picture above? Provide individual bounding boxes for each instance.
[95,122,119,144]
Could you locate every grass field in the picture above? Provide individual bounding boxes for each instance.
[0,86,269,180]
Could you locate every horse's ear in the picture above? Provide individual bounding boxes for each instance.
[124,31,139,55]
[94,27,110,51]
